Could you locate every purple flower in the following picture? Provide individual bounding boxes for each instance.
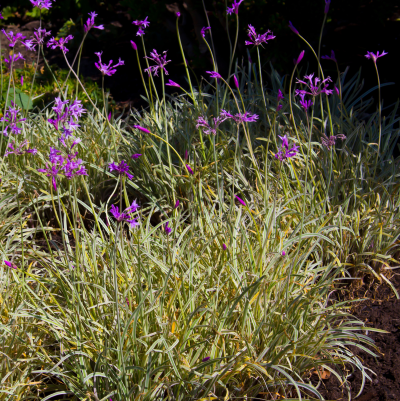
[84,11,104,33]
[1,30,26,47]
[174,199,180,209]
[227,0,243,15]
[334,85,340,96]
[30,0,52,9]
[131,153,142,159]
[221,109,259,124]
[132,16,150,36]
[4,53,25,68]
[324,0,331,14]
[4,260,17,269]
[233,75,239,88]
[176,12,181,17]
[48,97,86,132]
[288,21,299,35]
[132,125,150,134]
[21,39,36,51]
[166,79,181,88]
[365,50,388,63]
[1,103,26,136]
[295,73,333,97]
[321,133,346,150]
[184,150,188,160]
[38,148,87,191]
[294,50,305,65]
[206,71,222,79]
[201,26,211,38]
[281,251,286,256]
[144,49,171,77]
[110,201,140,228]
[32,27,51,46]
[0,9,3,19]
[47,35,74,53]
[4,140,37,157]
[275,135,299,162]
[222,243,227,251]
[186,164,194,175]
[95,51,124,76]
[321,50,337,63]
[196,114,228,135]
[130,40,137,51]
[277,90,284,101]
[202,357,211,362]
[164,222,172,235]
[277,104,283,111]
[245,24,276,47]
[235,195,246,206]
[109,160,133,180]
[298,93,313,111]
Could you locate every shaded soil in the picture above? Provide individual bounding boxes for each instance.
[316,274,400,401]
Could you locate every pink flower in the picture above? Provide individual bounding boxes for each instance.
[227,0,244,15]
[130,40,137,51]
[4,260,17,269]
[174,199,180,208]
[275,135,299,161]
[222,243,227,250]
[84,11,104,33]
[47,35,74,53]
[295,73,333,97]
[95,51,124,76]
[201,27,211,38]
[186,164,194,175]
[235,195,246,206]
[281,251,286,256]
[294,50,305,65]
[245,24,275,47]
[1,30,26,48]
[132,125,150,134]
[144,49,171,77]
[233,75,239,88]
[365,51,388,63]
[132,16,150,36]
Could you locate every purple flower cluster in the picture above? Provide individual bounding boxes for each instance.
[245,25,275,47]
[132,16,150,36]
[275,135,299,162]
[22,28,51,52]
[4,53,25,68]
[201,26,211,38]
[227,0,244,15]
[196,115,227,136]
[298,94,313,111]
[95,51,124,76]
[1,103,26,136]
[30,0,53,9]
[4,140,37,157]
[1,30,26,47]
[109,160,133,180]
[48,97,86,134]
[295,74,333,97]
[47,35,74,53]
[110,200,140,228]
[84,11,104,33]
[365,50,388,63]
[321,133,346,150]
[221,109,259,124]
[38,147,88,190]
[144,49,171,76]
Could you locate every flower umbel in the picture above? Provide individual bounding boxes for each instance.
[95,51,124,76]
[245,25,275,47]
[196,113,229,135]
[1,103,26,136]
[109,160,133,180]
[84,12,104,32]
[110,201,140,228]
[221,109,259,124]
[275,135,299,161]
[227,0,243,15]
[47,35,74,53]
[365,51,388,63]
[132,16,150,36]
[144,49,171,76]
[30,0,53,9]
[1,30,26,47]
[4,140,37,157]
[295,73,333,97]
[4,53,25,68]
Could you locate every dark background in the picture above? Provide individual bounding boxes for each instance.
[1,0,399,108]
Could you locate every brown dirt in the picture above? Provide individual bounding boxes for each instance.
[316,274,400,401]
